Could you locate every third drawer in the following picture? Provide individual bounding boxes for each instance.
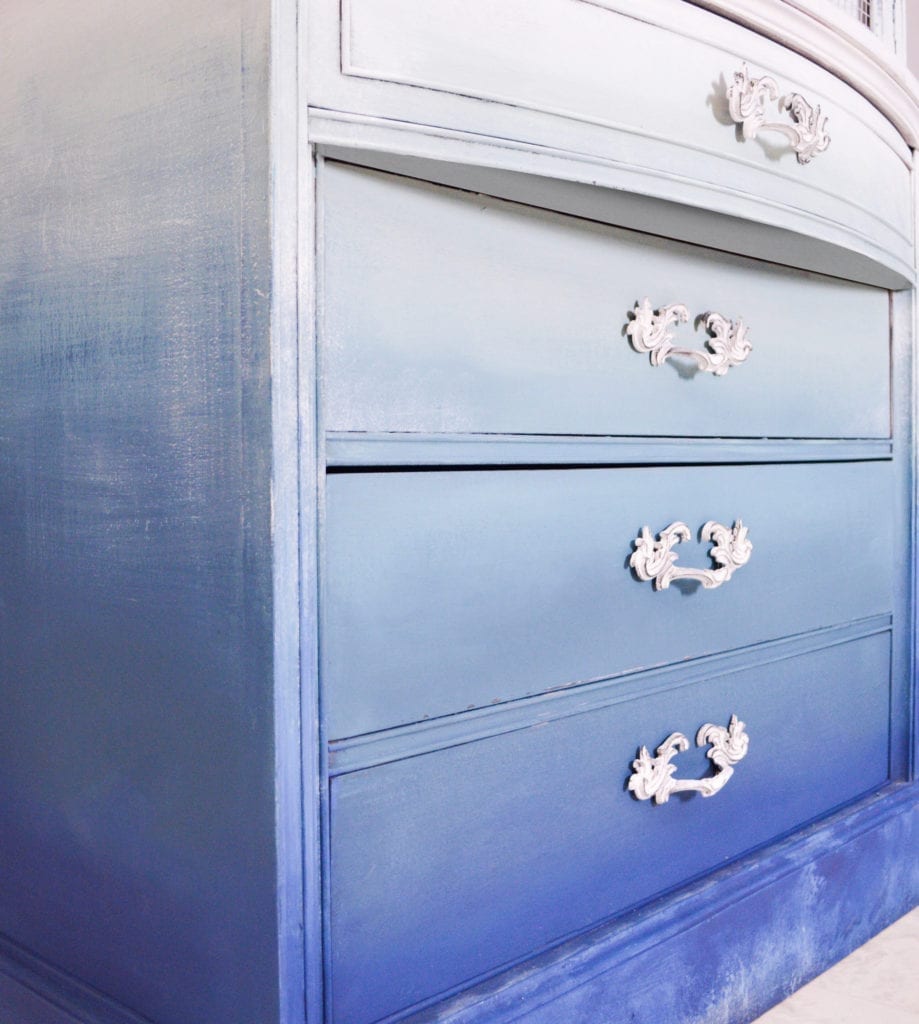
[322,460,894,738]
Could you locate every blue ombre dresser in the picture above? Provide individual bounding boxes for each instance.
[307,1,919,1021]
[0,2,916,1023]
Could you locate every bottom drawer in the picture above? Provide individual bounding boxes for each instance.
[329,629,891,1024]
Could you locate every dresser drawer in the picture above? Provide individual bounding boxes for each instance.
[320,0,911,267]
[322,163,891,439]
[322,460,893,738]
[329,630,891,1024]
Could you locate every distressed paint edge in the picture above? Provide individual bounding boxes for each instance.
[398,783,919,1024]
[2,789,912,1024]
[0,935,152,1024]
[890,289,915,783]
[324,434,893,467]
[297,7,326,1024]
[270,0,308,1021]
[911,164,919,784]
[328,614,892,775]
[312,156,338,1024]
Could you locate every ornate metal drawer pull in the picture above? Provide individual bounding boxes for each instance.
[628,715,749,804]
[727,63,830,164]
[626,299,752,375]
[630,520,752,590]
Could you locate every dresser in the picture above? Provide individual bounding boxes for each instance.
[0,2,916,1024]
[305,1,919,1022]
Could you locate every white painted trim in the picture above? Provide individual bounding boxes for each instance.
[297,2,326,1020]
[690,0,919,146]
[270,1,306,1023]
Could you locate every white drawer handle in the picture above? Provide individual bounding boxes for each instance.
[628,715,750,804]
[727,63,831,165]
[630,520,752,590]
[626,299,752,376]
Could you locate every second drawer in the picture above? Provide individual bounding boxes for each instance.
[321,163,891,439]
[322,460,894,738]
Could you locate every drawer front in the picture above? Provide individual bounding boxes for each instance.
[329,631,892,1024]
[322,164,891,439]
[323,461,893,738]
[327,0,911,261]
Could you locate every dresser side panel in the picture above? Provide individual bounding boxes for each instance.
[0,4,278,1022]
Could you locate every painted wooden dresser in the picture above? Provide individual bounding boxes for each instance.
[303,1,919,1022]
[0,2,917,1024]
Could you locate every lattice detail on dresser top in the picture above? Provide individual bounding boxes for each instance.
[816,0,900,49]
[829,0,872,27]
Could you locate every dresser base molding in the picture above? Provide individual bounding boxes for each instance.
[396,785,918,1024]
[0,936,152,1024]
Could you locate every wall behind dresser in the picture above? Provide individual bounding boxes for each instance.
[909,5,919,73]
[0,4,278,1023]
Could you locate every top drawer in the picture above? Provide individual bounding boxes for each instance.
[321,163,890,439]
[312,0,912,272]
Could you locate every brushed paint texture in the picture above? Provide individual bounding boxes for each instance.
[0,3,277,1022]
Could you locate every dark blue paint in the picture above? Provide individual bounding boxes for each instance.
[0,932,153,1024]
[329,633,892,1024]
[408,786,919,1024]
[327,616,891,778]
[0,3,278,1023]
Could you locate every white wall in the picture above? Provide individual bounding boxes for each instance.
[907,0,919,74]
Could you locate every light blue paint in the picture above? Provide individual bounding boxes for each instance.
[323,461,894,737]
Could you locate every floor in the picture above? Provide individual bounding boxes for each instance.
[750,907,919,1023]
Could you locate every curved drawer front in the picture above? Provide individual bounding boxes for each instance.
[321,0,911,265]
[322,164,890,439]
[329,630,891,1024]
[322,460,893,738]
